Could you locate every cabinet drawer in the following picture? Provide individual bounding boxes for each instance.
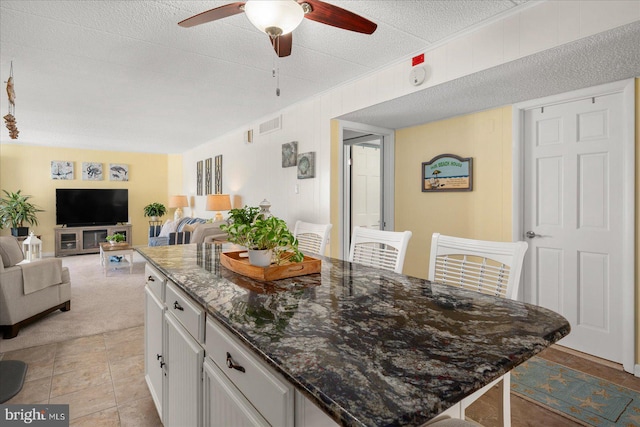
[205,318,293,427]
[145,264,166,301]
[166,280,204,343]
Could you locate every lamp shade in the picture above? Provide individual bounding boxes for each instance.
[244,0,304,37]
[169,195,188,208]
[206,194,232,211]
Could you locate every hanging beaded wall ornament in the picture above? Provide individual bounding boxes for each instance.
[4,61,18,139]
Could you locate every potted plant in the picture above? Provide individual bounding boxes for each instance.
[221,206,303,267]
[0,190,44,237]
[106,232,126,245]
[143,202,167,221]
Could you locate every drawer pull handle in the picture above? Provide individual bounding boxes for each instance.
[226,352,246,373]
[147,275,155,282]
[173,301,184,311]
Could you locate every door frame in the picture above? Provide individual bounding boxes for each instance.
[338,120,395,259]
[512,78,635,374]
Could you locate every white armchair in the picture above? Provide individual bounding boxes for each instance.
[0,236,71,338]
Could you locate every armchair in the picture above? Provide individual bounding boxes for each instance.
[0,236,71,339]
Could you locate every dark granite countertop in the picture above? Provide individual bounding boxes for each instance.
[137,243,570,427]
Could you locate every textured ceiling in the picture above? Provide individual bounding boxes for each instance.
[342,21,640,129]
[0,0,528,153]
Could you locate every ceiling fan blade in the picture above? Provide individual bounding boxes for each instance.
[178,2,246,28]
[270,33,293,57]
[300,0,377,34]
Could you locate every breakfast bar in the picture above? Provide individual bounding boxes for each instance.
[138,243,570,426]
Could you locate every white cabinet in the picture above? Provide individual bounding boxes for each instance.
[144,287,164,419]
[165,312,204,427]
[143,262,338,427]
[203,358,270,427]
[204,318,294,427]
[144,265,205,427]
[144,265,166,421]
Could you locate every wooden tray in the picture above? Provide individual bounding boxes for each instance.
[220,251,321,281]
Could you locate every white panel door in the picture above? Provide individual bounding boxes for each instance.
[523,93,624,363]
[351,145,381,230]
[144,287,164,420]
[165,312,204,427]
[202,358,270,427]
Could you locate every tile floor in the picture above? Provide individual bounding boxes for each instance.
[2,330,640,427]
[1,325,160,427]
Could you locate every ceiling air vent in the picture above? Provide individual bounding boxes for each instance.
[259,115,282,136]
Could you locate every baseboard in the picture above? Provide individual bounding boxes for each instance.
[634,364,640,377]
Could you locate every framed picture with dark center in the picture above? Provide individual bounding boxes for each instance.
[297,152,315,179]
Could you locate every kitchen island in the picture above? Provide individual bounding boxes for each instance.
[138,243,570,427]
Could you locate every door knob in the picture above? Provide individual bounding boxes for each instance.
[525,231,540,238]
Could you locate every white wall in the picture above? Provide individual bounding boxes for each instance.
[181,1,640,228]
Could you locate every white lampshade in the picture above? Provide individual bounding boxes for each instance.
[169,195,189,220]
[244,0,304,37]
[206,194,232,221]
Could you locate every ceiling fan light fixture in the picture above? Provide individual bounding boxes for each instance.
[244,0,304,37]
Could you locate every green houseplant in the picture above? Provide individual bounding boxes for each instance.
[221,206,303,267]
[143,202,167,221]
[0,190,44,237]
[106,232,126,245]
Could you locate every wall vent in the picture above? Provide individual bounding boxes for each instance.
[259,115,282,135]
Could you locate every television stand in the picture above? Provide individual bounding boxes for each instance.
[54,224,132,257]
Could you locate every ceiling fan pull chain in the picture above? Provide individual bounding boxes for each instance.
[274,37,281,96]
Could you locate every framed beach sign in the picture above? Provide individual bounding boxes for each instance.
[422,154,473,192]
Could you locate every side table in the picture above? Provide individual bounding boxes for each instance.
[99,242,134,276]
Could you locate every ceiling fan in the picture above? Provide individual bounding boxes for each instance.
[178,0,377,57]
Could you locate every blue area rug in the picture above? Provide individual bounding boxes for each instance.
[512,357,640,426]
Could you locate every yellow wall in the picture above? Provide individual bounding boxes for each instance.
[395,106,513,279]
[0,144,179,252]
[636,78,640,364]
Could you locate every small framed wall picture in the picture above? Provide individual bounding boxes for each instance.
[282,141,297,168]
[205,158,212,195]
[422,154,473,192]
[197,160,203,195]
[82,162,103,181]
[109,164,129,181]
[51,161,74,180]
[297,152,315,179]
[215,155,222,194]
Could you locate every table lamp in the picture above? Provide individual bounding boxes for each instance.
[206,194,232,221]
[169,195,189,221]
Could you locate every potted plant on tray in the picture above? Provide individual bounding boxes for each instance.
[0,190,43,237]
[106,232,126,245]
[143,202,167,222]
[221,206,303,267]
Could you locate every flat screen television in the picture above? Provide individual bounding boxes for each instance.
[56,189,128,226]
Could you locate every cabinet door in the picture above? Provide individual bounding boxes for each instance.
[144,287,164,420]
[203,358,269,427]
[56,230,81,256]
[164,312,204,427]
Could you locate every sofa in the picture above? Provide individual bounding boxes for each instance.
[148,217,227,246]
[0,236,71,338]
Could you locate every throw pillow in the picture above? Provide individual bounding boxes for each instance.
[158,220,178,238]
